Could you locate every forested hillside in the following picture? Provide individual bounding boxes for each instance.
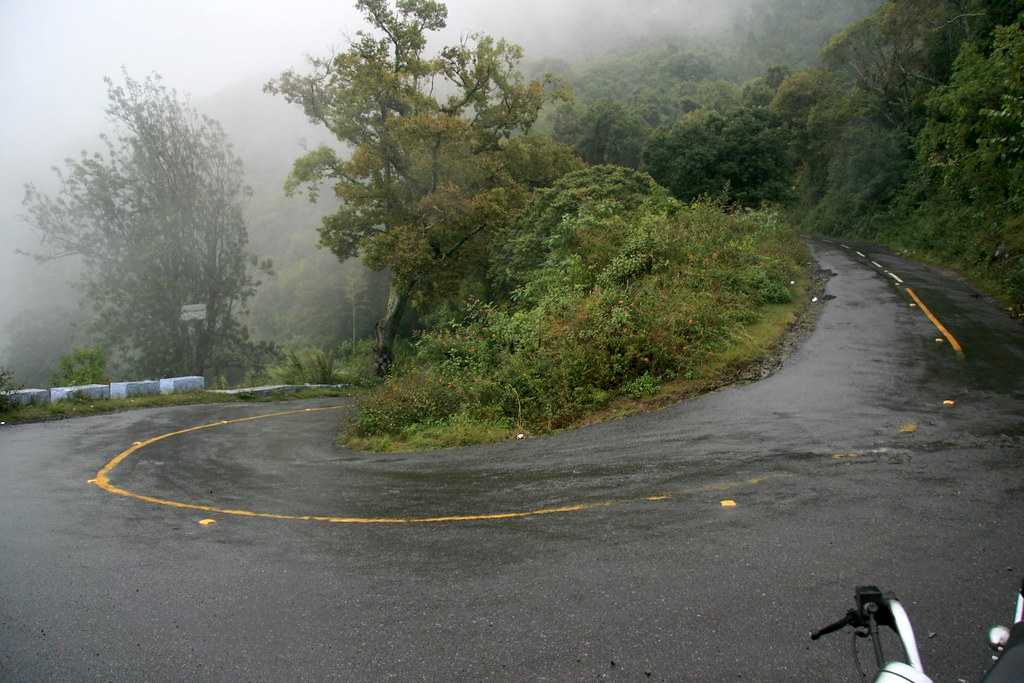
[781,0,1024,313]
[5,0,1021,429]
[550,0,1024,314]
[545,0,884,169]
[201,82,392,350]
[3,79,392,387]
[253,0,808,449]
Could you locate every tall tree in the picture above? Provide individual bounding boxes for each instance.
[23,73,268,378]
[553,100,647,168]
[644,108,793,206]
[265,0,567,374]
[821,0,1005,133]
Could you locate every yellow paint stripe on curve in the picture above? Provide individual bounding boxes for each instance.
[905,288,964,356]
[90,406,632,524]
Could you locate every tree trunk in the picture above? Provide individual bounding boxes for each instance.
[373,279,411,377]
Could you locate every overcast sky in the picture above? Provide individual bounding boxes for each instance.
[0,0,737,165]
[0,0,741,230]
[0,0,741,344]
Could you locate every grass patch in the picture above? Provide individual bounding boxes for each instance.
[0,387,354,425]
[345,414,514,452]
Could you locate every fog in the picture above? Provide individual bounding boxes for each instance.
[1,0,739,168]
[0,0,756,378]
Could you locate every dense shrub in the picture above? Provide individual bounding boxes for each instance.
[269,348,337,385]
[489,165,675,295]
[50,347,108,387]
[355,370,468,436]
[265,341,378,386]
[644,108,794,206]
[352,168,803,441]
[0,367,17,411]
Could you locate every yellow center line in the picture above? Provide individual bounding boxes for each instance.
[95,406,764,524]
[905,288,964,356]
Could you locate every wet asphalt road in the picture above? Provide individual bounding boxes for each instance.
[1,241,1023,682]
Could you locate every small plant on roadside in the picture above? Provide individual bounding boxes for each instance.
[264,342,383,388]
[49,347,108,387]
[307,348,338,385]
[268,348,323,384]
[353,370,464,437]
[335,339,380,387]
[623,372,660,399]
[0,367,18,411]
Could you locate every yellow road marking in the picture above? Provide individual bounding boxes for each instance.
[899,422,918,434]
[720,499,737,508]
[832,452,860,460]
[198,518,217,526]
[906,288,963,355]
[92,407,769,525]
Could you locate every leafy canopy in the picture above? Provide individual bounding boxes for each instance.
[266,0,576,373]
[23,73,267,378]
[265,0,565,285]
[50,347,108,387]
[644,108,793,206]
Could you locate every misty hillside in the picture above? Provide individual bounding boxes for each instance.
[3,78,381,385]
[4,0,1020,413]
[199,80,387,350]
[3,5,1023,682]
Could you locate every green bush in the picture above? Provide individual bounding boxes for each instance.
[353,370,465,436]
[0,367,18,411]
[352,167,803,441]
[263,342,379,387]
[267,347,338,385]
[335,339,379,385]
[489,165,676,295]
[50,347,108,387]
[623,372,660,399]
[644,108,794,206]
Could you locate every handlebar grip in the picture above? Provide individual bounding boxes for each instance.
[811,612,855,640]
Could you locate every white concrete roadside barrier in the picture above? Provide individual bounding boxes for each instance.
[208,384,344,399]
[109,380,162,399]
[50,384,111,403]
[3,376,341,410]
[159,376,205,394]
[6,389,50,407]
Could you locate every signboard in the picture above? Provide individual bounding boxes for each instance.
[180,304,207,322]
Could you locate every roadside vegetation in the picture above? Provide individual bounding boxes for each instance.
[49,347,108,387]
[22,73,271,380]
[777,1,1024,317]
[0,344,367,425]
[0,367,17,412]
[0,387,350,425]
[259,341,378,388]
[547,1,1024,315]
[7,0,1021,447]
[346,166,806,450]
